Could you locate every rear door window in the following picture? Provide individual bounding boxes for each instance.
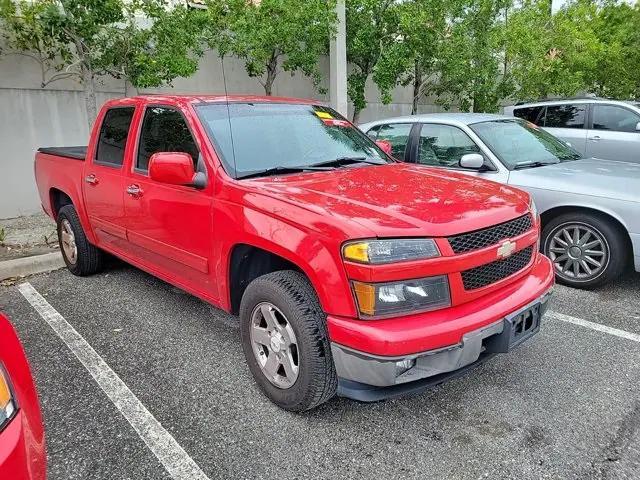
[543,104,586,129]
[513,106,544,124]
[592,105,640,133]
[95,107,135,166]
[375,123,413,160]
[137,106,199,172]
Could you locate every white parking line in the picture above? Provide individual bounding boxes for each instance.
[17,282,211,480]
[548,310,640,343]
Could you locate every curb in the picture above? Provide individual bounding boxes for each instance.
[0,252,65,281]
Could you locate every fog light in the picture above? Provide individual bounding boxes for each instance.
[395,358,416,376]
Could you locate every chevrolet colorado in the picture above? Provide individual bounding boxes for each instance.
[34,95,554,411]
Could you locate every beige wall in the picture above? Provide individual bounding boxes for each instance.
[0,50,445,218]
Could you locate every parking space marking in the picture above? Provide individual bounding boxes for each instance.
[548,311,640,343]
[17,282,211,480]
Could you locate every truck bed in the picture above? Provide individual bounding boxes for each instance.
[37,146,87,161]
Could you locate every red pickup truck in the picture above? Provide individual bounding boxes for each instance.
[35,95,554,411]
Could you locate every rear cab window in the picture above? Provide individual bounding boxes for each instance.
[95,107,135,167]
[136,106,199,172]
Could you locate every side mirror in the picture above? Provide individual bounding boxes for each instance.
[636,122,640,132]
[149,152,205,189]
[376,139,393,156]
[459,153,485,170]
[566,141,572,148]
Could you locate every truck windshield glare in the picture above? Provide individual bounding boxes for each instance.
[195,103,390,179]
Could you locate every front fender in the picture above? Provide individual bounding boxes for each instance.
[215,202,358,318]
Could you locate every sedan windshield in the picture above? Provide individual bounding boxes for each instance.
[196,103,390,179]
[470,119,582,169]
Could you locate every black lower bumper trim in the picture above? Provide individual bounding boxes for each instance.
[337,352,498,402]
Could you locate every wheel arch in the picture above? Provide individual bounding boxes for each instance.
[49,188,73,219]
[227,243,314,316]
[540,205,633,257]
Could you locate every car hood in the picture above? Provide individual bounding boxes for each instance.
[245,163,530,237]
[509,158,640,203]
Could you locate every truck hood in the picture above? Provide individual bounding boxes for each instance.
[509,158,640,204]
[247,163,530,237]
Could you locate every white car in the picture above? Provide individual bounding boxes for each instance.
[360,113,640,289]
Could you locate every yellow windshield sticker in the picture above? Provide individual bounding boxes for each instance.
[315,111,333,119]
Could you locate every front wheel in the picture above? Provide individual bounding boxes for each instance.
[239,271,337,411]
[542,212,628,289]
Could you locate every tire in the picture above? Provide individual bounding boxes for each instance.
[239,270,337,411]
[541,211,628,289]
[57,205,104,276]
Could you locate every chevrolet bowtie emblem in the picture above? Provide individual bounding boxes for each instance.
[497,240,516,259]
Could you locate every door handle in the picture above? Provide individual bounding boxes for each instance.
[126,184,143,197]
[589,135,601,141]
[84,174,99,185]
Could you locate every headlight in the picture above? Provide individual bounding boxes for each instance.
[352,275,451,318]
[529,197,538,219]
[343,239,440,264]
[0,365,17,430]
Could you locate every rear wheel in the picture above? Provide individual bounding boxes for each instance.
[239,271,337,411]
[542,212,628,289]
[57,205,104,276]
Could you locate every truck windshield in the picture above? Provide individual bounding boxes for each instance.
[470,119,582,170]
[196,103,390,179]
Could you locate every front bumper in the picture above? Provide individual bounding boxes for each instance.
[329,254,554,401]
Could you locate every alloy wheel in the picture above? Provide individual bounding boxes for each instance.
[250,302,299,389]
[546,222,609,282]
[60,219,78,265]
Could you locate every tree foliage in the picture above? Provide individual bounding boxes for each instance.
[345,0,398,122]
[204,0,336,96]
[0,0,205,125]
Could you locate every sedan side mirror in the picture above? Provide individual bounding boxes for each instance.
[459,153,485,170]
[636,122,640,132]
[149,152,205,189]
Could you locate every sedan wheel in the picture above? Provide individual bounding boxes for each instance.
[546,222,609,282]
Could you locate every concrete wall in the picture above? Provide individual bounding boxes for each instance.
[0,50,445,218]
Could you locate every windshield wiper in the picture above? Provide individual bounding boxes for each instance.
[237,165,333,180]
[308,156,386,168]
[513,159,561,170]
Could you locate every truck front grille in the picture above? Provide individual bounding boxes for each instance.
[461,246,534,290]
[448,214,532,254]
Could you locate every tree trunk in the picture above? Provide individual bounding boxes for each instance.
[352,108,360,124]
[264,52,279,96]
[412,62,422,115]
[81,64,97,129]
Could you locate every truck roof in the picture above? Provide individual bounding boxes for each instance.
[114,94,324,106]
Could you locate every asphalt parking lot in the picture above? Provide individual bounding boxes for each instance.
[1,262,639,480]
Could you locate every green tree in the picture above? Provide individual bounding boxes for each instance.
[0,0,205,125]
[204,0,336,96]
[345,0,398,122]
[593,0,640,99]
[434,0,513,112]
[373,0,461,115]
[505,0,602,102]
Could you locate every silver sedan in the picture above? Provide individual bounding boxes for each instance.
[360,113,640,289]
